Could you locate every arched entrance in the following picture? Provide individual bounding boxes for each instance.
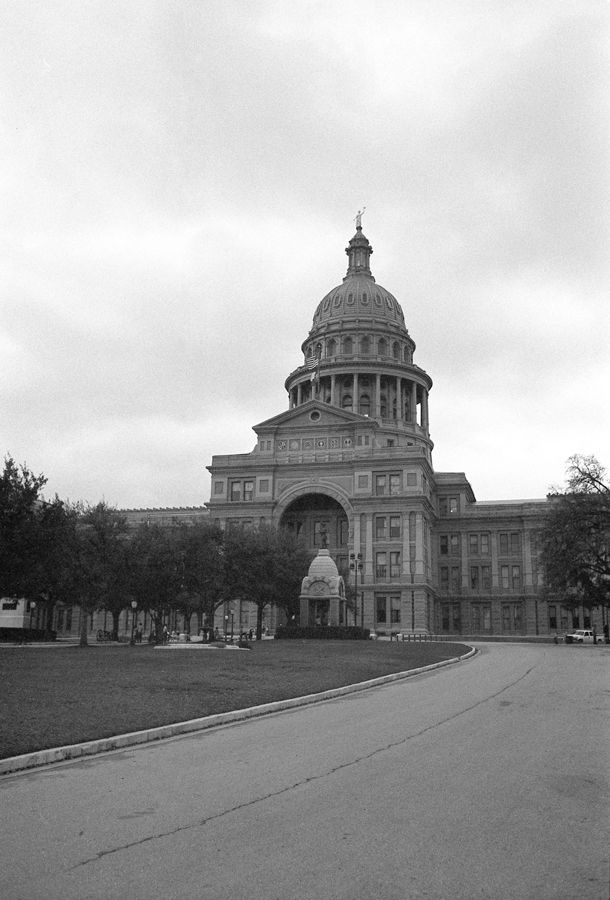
[280,494,350,579]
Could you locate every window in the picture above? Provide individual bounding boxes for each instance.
[389,516,401,538]
[243,481,253,501]
[440,496,458,515]
[343,337,353,355]
[512,565,521,590]
[376,552,387,579]
[375,517,387,539]
[390,551,401,577]
[450,534,460,555]
[548,605,557,630]
[480,534,490,555]
[470,567,479,590]
[375,475,386,496]
[374,473,401,495]
[440,535,448,555]
[469,534,479,556]
[314,521,328,547]
[406,473,417,486]
[230,481,241,502]
[499,532,520,555]
[501,565,510,589]
[376,595,387,623]
[259,479,269,493]
[214,481,224,495]
[357,474,368,488]
[451,566,461,591]
[482,566,491,590]
[389,473,401,495]
[440,567,449,591]
[390,596,401,623]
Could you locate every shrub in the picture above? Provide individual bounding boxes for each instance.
[275,624,370,640]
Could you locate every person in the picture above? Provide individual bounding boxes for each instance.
[162,624,169,645]
[136,623,143,643]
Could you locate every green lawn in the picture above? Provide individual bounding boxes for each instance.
[0,640,468,759]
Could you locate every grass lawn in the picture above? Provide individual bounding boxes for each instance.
[0,640,469,759]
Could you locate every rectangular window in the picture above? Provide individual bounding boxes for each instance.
[390,596,401,624]
[499,533,509,555]
[440,567,449,591]
[375,475,386,495]
[389,516,401,538]
[510,533,520,554]
[501,565,510,589]
[375,517,387,539]
[390,551,401,577]
[389,473,401,495]
[511,565,521,590]
[449,497,458,514]
[440,535,448,555]
[451,566,460,591]
[258,479,269,493]
[548,604,557,630]
[214,481,224,495]
[406,473,417,487]
[314,521,326,547]
[376,595,387,623]
[469,534,479,556]
[450,534,460,555]
[230,481,241,502]
[480,534,490,555]
[376,552,387,579]
[481,566,491,590]
[470,566,479,590]
[243,481,254,502]
[358,474,369,488]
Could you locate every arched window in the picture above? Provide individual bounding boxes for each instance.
[380,393,387,417]
[315,342,323,358]
[360,336,370,354]
[327,338,336,358]
[360,393,371,415]
[378,338,387,356]
[403,346,410,363]
[342,393,353,411]
[393,342,400,359]
[343,336,353,355]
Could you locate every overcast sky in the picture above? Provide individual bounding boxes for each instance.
[2,0,608,510]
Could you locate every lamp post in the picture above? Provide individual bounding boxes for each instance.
[350,553,363,628]
[130,600,137,645]
[29,600,36,635]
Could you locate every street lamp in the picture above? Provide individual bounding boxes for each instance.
[350,553,363,628]
[224,610,234,643]
[130,600,138,645]
[29,600,36,635]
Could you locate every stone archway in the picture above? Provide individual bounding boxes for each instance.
[280,492,350,577]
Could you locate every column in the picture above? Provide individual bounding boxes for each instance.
[422,389,429,432]
[395,376,401,420]
[375,374,381,417]
[411,381,417,424]
[330,374,336,407]
[297,383,302,406]
[353,372,359,413]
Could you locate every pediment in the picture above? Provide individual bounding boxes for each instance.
[254,400,375,434]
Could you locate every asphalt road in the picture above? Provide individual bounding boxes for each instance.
[1,643,608,900]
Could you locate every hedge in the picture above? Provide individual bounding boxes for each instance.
[275,625,371,640]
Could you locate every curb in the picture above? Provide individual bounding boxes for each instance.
[0,647,476,776]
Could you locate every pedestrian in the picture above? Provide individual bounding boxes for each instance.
[136,623,143,643]
[162,624,169,644]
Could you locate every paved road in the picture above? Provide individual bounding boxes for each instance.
[1,643,608,899]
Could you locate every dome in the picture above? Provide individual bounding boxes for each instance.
[309,226,407,332]
[306,549,339,579]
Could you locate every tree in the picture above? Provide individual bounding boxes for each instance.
[542,455,610,614]
[67,502,130,646]
[224,524,311,639]
[0,455,47,598]
[129,524,182,639]
[173,521,225,634]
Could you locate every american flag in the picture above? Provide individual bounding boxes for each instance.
[305,353,320,370]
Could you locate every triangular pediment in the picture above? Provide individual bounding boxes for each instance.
[254,400,376,434]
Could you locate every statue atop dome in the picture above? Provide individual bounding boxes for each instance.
[354,206,366,228]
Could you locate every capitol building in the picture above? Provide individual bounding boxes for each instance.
[205,220,566,639]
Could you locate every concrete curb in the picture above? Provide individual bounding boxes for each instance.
[0,647,476,776]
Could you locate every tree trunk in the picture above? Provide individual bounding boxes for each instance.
[111,609,120,641]
[79,606,89,647]
[256,604,264,641]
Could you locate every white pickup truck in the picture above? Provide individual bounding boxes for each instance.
[564,629,603,644]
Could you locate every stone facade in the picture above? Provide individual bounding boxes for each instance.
[206,222,600,638]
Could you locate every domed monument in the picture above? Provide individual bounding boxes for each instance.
[207,217,552,638]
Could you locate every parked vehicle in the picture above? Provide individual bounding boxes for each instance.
[564,629,602,644]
